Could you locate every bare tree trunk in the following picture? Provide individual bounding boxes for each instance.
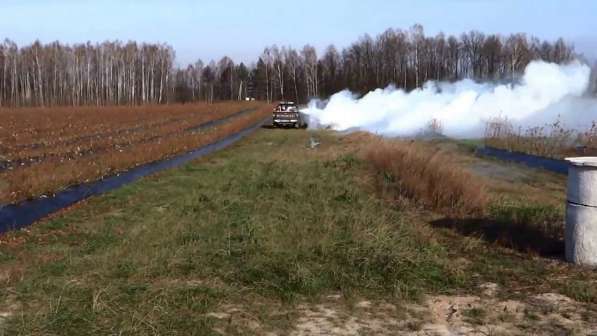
[238,81,243,100]
[34,51,44,106]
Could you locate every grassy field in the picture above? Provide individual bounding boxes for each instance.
[0,128,596,335]
[0,102,271,203]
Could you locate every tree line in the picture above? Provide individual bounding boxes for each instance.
[0,40,174,106]
[0,25,589,107]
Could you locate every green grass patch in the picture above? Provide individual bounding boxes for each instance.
[1,129,596,335]
[0,130,457,334]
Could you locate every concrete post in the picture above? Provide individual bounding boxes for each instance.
[565,157,597,266]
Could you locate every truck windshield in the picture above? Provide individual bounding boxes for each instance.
[276,105,297,112]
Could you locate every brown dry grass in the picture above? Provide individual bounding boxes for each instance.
[364,139,488,217]
[0,102,272,203]
[484,117,597,158]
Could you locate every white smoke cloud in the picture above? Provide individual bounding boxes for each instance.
[303,61,596,138]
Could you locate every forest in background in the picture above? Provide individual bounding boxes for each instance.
[0,24,592,107]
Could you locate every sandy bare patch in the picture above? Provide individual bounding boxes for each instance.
[207,303,281,336]
[290,301,400,336]
[288,286,597,335]
[205,287,597,335]
[415,284,597,335]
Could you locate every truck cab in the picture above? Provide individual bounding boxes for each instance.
[272,102,305,128]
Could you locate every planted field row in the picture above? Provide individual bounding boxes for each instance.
[1,107,256,170]
[0,102,272,203]
[0,103,257,153]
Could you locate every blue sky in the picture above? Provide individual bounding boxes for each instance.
[1,0,596,66]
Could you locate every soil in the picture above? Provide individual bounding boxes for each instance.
[206,283,597,335]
